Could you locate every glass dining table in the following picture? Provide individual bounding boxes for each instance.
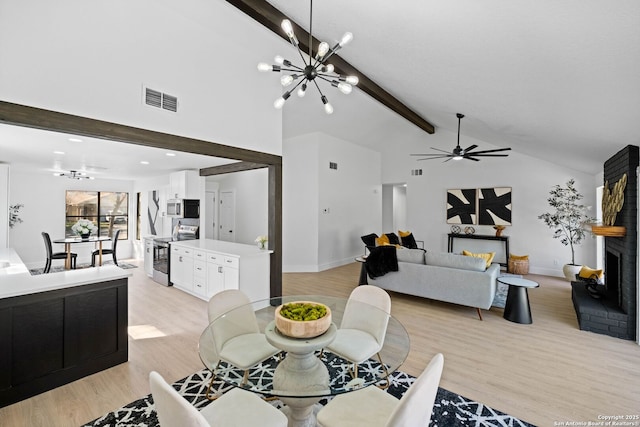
[198,294,410,427]
[53,236,111,269]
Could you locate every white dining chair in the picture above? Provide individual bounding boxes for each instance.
[316,353,444,427]
[203,289,279,399]
[326,285,391,385]
[149,371,287,427]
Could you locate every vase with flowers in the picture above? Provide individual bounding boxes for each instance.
[255,235,268,250]
[71,219,98,240]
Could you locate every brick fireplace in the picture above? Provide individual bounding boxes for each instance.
[571,145,638,340]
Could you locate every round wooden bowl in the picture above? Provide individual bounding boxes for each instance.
[274,301,332,339]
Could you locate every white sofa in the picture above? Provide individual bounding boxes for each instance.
[367,249,499,320]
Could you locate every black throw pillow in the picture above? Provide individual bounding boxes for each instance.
[400,232,418,249]
[361,233,378,247]
[385,233,400,245]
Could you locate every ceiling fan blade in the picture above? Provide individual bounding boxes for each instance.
[464,156,480,161]
[468,147,512,155]
[429,147,455,154]
[463,144,478,153]
[469,153,510,157]
[416,155,452,161]
[410,153,453,157]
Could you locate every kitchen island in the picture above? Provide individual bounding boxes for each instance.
[0,248,131,408]
[169,239,272,302]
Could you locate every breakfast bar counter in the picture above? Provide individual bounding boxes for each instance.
[0,248,131,408]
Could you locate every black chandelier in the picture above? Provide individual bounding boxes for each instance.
[257,0,359,114]
[53,170,94,180]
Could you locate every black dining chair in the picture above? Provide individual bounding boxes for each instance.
[42,232,77,273]
[91,229,121,267]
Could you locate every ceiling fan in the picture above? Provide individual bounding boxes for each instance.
[411,113,511,162]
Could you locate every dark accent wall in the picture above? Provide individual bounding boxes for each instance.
[603,145,638,337]
[573,145,638,340]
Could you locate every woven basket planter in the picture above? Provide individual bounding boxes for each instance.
[508,258,529,275]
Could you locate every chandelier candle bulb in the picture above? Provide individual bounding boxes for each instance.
[317,42,329,58]
[274,55,284,65]
[297,84,307,97]
[257,62,272,72]
[280,75,295,86]
[345,75,359,85]
[339,32,353,46]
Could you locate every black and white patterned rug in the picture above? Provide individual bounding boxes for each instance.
[83,354,535,427]
[29,261,137,275]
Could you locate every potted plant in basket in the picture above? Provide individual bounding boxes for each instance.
[538,179,594,281]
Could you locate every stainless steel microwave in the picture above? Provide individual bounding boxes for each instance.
[167,199,199,218]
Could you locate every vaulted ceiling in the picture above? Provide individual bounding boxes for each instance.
[237,0,640,174]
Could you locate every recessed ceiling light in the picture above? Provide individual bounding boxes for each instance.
[140,161,150,165]
[166,153,176,157]
[68,137,83,142]
[53,151,65,155]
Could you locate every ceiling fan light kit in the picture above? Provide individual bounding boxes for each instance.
[411,113,511,162]
[257,0,359,114]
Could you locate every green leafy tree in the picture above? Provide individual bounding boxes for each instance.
[538,179,594,265]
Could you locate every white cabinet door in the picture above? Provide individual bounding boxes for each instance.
[206,261,225,299]
[170,245,194,291]
[223,256,239,290]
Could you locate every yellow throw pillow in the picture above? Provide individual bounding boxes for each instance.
[510,253,529,260]
[579,266,603,279]
[375,234,390,246]
[462,250,495,268]
[398,230,412,238]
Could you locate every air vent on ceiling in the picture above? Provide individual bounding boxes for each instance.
[411,169,423,176]
[144,86,178,112]
[329,162,338,170]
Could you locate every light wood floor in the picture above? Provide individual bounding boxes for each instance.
[1,261,638,426]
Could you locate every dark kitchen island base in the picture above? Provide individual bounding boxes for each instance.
[0,277,128,408]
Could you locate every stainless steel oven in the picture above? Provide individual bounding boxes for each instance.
[152,223,199,286]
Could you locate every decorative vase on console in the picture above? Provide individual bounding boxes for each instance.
[255,235,268,250]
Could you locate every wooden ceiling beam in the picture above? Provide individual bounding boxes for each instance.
[200,161,267,176]
[225,0,435,134]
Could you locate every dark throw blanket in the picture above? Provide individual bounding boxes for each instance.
[365,246,398,278]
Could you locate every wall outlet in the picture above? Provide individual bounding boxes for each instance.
[553,259,559,266]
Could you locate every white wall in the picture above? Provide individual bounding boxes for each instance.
[283,133,382,272]
[206,169,269,246]
[0,0,283,156]
[380,127,600,277]
[0,164,9,249]
[282,135,320,271]
[8,171,135,268]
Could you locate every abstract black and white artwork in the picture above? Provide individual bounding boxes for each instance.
[447,189,477,224]
[147,190,161,235]
[478,187,512,225]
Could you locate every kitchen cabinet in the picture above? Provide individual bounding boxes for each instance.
[143,237,154,277]
[170,245,194,292]
[169,240,271,302]
[169,170,202,200]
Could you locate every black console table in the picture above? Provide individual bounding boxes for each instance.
[447,233,510,267]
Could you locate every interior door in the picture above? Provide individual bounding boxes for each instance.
[219,190,235,242]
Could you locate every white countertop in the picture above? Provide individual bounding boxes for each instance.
[169,239,273,257]
[0,248,132,299]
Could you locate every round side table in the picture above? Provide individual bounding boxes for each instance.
[497,276,539,324]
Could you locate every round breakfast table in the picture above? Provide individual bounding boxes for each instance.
[198,295,410,427]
